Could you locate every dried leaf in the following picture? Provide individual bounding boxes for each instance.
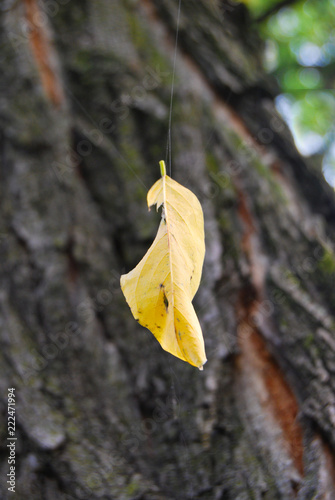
[121,162,206,369]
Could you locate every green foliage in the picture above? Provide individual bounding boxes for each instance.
[242,0,335,185]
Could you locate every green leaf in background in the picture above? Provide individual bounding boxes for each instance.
[240,0,335,185]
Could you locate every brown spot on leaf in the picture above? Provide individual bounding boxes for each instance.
[163,292,169,312]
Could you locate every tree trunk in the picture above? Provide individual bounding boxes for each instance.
[1,1,335,499]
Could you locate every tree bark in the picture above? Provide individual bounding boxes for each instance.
[1,0,335,499]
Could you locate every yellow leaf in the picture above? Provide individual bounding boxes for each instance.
[120,161,207,369]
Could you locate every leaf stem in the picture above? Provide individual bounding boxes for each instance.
[160,160,167,177]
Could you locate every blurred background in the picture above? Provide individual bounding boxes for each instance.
[244,0,335,185]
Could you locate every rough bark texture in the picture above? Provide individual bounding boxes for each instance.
[1,0,335,499]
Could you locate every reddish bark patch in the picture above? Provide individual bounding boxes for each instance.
[246,328,304,476]
[236,184,304,478]
[23,0,64,107]
[270,159,283,176]
[140,0,161,22]
[236,186,255,254]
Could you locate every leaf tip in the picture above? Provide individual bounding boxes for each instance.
[198,359,207,371]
